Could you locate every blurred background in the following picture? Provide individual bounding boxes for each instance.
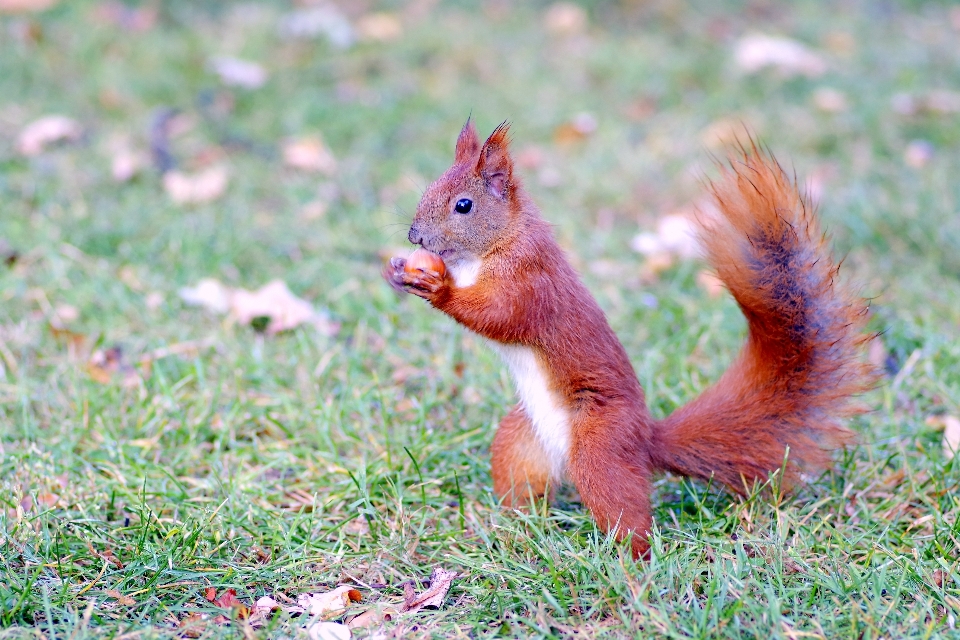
[2,0,960,635]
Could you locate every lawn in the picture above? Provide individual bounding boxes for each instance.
[2,0,960,638]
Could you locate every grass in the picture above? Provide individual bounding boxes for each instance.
[1,0,960,637]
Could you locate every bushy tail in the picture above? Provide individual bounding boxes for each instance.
[650,144,877,492]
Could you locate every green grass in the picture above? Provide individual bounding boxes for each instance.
[2,0,960,638]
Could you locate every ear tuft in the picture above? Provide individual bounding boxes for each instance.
[477,122,513,199]
[455,117,480,164]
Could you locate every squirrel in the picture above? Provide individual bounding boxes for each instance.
[383,121,876,558]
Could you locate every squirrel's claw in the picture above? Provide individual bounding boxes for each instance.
[383,256,445,300]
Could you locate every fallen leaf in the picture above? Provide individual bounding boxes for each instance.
[204,586,217,602]
[104,589,136,606]
[277,6,354,48]
[17,115,81,156]
[178,612,207,638]
[209,56,268,89]
[163,165,229,205]
[734,34,826,77]
[231,280,334,335]
[942,416,960,459]
[904,140,934,168]
[179,278,232,314]
[933,569,948,588]
[356,12,402,42]
[400,567,459,614]
[348,606,397,629]
[630,214,700,259]
[307,621,351,640]
[0,0,57,12]
[812,87,848,113]
[283,137,337,174]
[206,588,251,619]
[544,2,587,36]
[553,113,597,145]
[111,146,148,182]
[87,346,140,388]
[36,491,59,508]
[87,541,124,569]
[296,585,362,617]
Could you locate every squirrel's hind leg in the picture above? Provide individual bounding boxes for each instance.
[491,405,556,506]
[569,413,655,559]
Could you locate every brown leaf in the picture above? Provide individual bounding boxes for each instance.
[204,586,218,602]
[553,113,597,145]
[104,589,136,606]
[163,165,229,205]
[0,0,58,13]
[87,346,139,388]
[544,2,587,36]
[400,567,459,614]
[87,541,124,568]
[178,612,207,638]
[36,491,59,508]
[356,12,402,42]
[734,34,826,77]
[229,279,329,335]
[348,606,397,629]
[208,588,251,619]
[296,585,362,617]
[17,115,81,156]
[282,137,337,174]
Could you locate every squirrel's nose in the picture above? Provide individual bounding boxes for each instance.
[408,224,423,246]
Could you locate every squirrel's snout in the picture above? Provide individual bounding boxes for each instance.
[408,224,423,246]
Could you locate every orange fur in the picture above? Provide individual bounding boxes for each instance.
[384,126,876,559]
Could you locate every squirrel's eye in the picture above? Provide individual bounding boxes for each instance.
[454,198,473,214]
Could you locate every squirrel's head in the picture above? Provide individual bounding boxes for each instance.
[408,121,520,266]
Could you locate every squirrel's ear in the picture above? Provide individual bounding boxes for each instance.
[455,118,480,164]
[477,123,513,199]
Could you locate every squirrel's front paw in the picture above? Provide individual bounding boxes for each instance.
[383,256,446,300]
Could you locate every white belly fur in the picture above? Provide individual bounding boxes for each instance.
[448,257,482,288]
[491,343,571,480]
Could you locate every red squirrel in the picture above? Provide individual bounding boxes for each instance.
[383,121,875,558]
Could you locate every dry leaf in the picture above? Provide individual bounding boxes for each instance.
[0,0,57,12]
[206,588,251,619]
[104,589,136,606]
[904,140,934,168]
[178,612,207,638]
[111,146,148,182]
[348,606,397,629]
[179,278,232,314]
[812,87,848,113]
[942,416,960,459]
[87,346,140,388]
[282,137,337,174]
[230,280,318,334]
[630,214,699,259]
[17,115,81,156]
[296,585,362,617]
[734,34,826,77]
[307,621,351,640]
[36,491,59,508]
[553,113,597,145]
[277,6,354,48]
[400,567,459,614]
[209,56,268,89]
[356,12,402,42]
[163,165,229,205]
[544,2,587,35]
